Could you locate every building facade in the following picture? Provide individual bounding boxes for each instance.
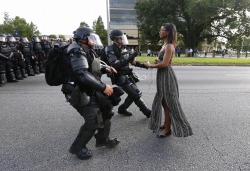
[108,0,138,47]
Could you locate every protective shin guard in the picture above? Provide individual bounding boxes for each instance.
[134,98,151,118]
[6,69,18,82]
[95,120,119,148]
[69,128,95,155]
[118,97,133,116]
[0,73,5,86]
[0,65,5,86]
[27,66,35,76]
[14,68,23,80]
[21,68,27,78]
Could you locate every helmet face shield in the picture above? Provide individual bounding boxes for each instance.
[33,36,40,42]
[7,36,16,42]
[42,35,48,40]
[88,33,103,49]
[0,36,6,42]
[22,37,29,43]
[122,34,129,45]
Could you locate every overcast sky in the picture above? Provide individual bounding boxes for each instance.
[0,0,108,36]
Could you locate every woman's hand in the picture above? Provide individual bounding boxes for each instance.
[143,61,151,68]
[154,58,161,64]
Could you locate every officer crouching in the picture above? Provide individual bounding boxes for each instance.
[61,27,121,160]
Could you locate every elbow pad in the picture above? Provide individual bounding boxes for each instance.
[78,71,106,92]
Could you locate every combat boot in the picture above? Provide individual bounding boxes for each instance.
[95,137,120,148]
[14,68,23,80]
[76,147,92,160]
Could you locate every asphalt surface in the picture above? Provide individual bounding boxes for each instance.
[0,66,249,171]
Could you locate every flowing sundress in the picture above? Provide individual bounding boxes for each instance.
[149,46,193,137]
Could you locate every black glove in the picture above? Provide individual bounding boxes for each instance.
[128,52,138,62]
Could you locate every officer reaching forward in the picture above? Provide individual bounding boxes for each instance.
[62,27,120,160]
[104,29,151,118]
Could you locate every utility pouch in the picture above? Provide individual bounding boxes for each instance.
[70,86,90,107]
[61,83,76,94]
[130,72,140,83]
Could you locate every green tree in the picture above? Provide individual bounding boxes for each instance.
[0,12,40,40]
[49,34,57,40]
[92,16,107,46]
[135,0,250,49]
[59,34,66,41]
[80,21,89,27]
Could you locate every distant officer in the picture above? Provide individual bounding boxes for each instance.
[32,35,45,73]
[62,27,120,160]
[18,37,35,76]
[0,34,17,85]
[6,35,27,79]
[41,35,52,58]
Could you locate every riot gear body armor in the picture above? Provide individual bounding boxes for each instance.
[63,27,119,160]
[32,35,45,73]
[0,40,17,83]
[106,34,151,117]
[19,37,35,76]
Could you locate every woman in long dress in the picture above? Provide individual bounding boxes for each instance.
[144,23,193,138]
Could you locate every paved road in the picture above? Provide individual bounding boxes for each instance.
[0,66,249,171]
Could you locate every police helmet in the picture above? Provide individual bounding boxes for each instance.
[109,29,123,41]
[6,35,16,42]
[42,35,48,40]
[73,27,103,48]
[20,37,29,43]
[32,35,40,42]
[0,34,6,42]
[110,29,128,45]
[73,27,94,40]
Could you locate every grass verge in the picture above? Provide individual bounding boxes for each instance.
[136,56,250,66]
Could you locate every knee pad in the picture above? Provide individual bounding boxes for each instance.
[122,83,142,100]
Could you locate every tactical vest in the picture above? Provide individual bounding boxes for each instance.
[8,43,17,53]
[33,42,43,52]
[0,44,11,57]
[43,41,51,50]
[21,43,32,55]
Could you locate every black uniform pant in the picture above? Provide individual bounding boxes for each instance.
[69,95,112,153]
[116,75,151,115]
[34,51,45,73]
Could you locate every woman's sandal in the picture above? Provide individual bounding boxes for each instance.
[157,129,171,138]
[160,125,165,129]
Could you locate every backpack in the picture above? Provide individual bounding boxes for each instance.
[44,45,69,86]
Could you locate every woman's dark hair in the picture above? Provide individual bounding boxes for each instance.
[162,23,177,45]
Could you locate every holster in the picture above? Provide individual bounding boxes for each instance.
[62,83,90,107]
[129,72,140,83]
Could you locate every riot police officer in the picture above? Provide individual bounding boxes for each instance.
[32,35,45,73]
[0,34,17,85]
[18,37,35,76]
[105,29,151,118]
[41,35,52,58]
[62,27,120,160]
[6,35,27,79]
